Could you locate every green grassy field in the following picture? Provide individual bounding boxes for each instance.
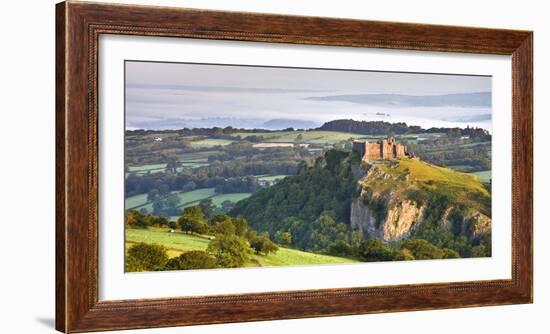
[470,170,491,183]
[257,174,290,182]
[231,130,368,145]
[176,150,219,161]
[125,188,217,212]
[127,163,167,173]
[125,193,149,210]
[210,193,252,206]
[189,138,235,148]
[126,227,358,267]
[174,188,216,207]
[126,186,254,216]
[230,130,445,145]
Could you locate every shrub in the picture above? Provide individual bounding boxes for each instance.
[328,240,353,257]
[125,210,169,229]
[442,248,461,259]
[470,245,488,258]
[394,248,415,261]
[125,210,150,229]
[232,217,249,237]
[151,215,169,227]
[164,251,218,270]
[274,231,292,246]
[178,206,208,234]
[249,235,279,255]
[209,219,236,236]
[180,218,208,234]
[358,238,394,262]
[125,243,168,272]
[207,234,253,268]
[400,239,449,260]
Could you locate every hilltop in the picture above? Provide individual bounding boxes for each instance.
[352,158,491,244]
[232,149,492,258]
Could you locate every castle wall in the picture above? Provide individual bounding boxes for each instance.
[381,140,394,159]
[395,144,406,157]
[365,143,382,160]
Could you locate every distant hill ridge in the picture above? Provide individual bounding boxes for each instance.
[306,92,491,107]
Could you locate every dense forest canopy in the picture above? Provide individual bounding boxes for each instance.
[230,150,359,251]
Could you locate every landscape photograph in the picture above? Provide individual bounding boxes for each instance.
[124,61,492,272]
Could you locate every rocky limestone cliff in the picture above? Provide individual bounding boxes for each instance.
[351,199,424,241]
[350,158,491,243]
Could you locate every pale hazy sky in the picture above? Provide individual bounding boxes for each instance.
[125,61,492,130]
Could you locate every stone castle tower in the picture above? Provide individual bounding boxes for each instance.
[353,137,409,162]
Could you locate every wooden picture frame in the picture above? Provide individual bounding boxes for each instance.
[56,1,533,332]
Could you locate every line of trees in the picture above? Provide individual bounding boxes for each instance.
[318,119,491,140]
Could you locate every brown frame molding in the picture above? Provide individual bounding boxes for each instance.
[56,1,533,332]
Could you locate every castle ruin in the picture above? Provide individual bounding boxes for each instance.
[353,137,410,162]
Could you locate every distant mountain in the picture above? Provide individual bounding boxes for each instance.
[305,92,491,108]
[262,119,320,130]
[128,117,266,130]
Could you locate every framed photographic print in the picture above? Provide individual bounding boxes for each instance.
[56,1,533,332]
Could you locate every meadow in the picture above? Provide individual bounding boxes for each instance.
[379,158,489,196]
[126,227,358,267]
[125,188,218,211]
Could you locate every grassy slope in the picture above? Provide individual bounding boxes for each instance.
[126,227,358,267]
[372,158,490,213]
[377,158,487,193]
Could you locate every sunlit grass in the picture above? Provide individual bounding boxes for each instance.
[125,227,359,267]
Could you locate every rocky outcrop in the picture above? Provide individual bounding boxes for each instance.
[349,160,491,243]
[350,200,377,237]
[467,211,491,239]
[441,207,491,238]
[350,198,424,241]
[384,200,424,240]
